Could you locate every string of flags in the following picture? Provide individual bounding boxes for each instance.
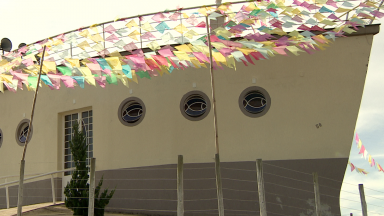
[351,133,384,175]
[348,161,368,175]
[0,0,383,92]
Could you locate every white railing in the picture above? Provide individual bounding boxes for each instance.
[0,168,75,209]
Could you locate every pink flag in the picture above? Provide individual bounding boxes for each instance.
[355,134,359,145]
[326,0,338,8]
[358,145,365,155]
[104,24,116,34]
[193,52,209,63]
[22,58,34,67]
[158,49,175,57]
[123,42,138,52]
[102,69,111,76]
[105,34,119,42]
[151,55,168,66]
[141,32,156,40]
[60,76,75,89]
[169,12,181,21]
[94,76,106,88]
[152,12,166,22]
[195,21,206,28]
[47,74,61,90]
[86,63,102,76]
[350,163,355,172]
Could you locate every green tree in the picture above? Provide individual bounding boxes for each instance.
[64,122,115,216]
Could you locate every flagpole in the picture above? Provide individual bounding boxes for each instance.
[205,16,219,155]
[17,46,46,216]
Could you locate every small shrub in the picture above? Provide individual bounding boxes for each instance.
[64,122,115,216]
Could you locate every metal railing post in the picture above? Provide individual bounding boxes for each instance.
[50,174,56,205]
[177,155,184,216]
[256,159,267,216]
[88,158,96,216]
[5,178,9,209]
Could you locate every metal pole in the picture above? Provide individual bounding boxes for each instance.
[205,16,220,155]
[313,172,321,216]
[16,160,25,216]
[359,184,368,216]
[50,174,56,205]
[103,24,106,49]
[177,155,184,216]
[139,18,142,49]
[256,159,267,216]
[5,178,9,209]
[88,158,96,216]
[215,154,224,216]
[17,45,46,216]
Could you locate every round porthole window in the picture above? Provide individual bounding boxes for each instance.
[15,119,33,146]
[118,97,146,126]
[239,86,271,118]
[0,128,3,148]
[180,91,211,121]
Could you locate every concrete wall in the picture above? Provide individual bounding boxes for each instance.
[0,27,378,214]
[0,33,373,175]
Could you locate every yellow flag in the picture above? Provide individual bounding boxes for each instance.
[89,34,104,43]
[130,70,138,84]
[126,20,138,29]
[91,43,104,52]
[42,61,57,73]
[141,22,155,32]
[23,68,39,76]
[175,44,193,53]
[147,41,160,51]
[335,8,350,13]
[78,40,90,50]
[211,42,228,50]
[184,30,199,39]
[174,51,190,61]
[0,81,3,93]
[212,52,227,66]
[80,67,93,77]
[286,46,303,56]
[79,30,91,38]
[128,30,140,41]
[313,12,325,22]
[174,24,188,34]
[108,50,123,58]
[85,76,96,86]
[236,48,255,55]
[291,8,301,15]
[105,57,122,70]
[90,24,99,33]
[0,74,13,83]
[65,58,80,68]
[226,55,236,70]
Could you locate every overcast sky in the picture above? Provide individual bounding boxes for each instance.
[1,0,383,214]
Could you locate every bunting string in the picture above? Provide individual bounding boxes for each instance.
[0,0,383,92]
[353,133,384,174]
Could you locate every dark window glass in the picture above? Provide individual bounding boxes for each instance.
[82,112,88,118]
[19,125,29,143]
[243,91,267,114]
[184,95,207,117]
[122,102,143,123]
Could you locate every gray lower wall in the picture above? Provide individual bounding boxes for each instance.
[0,158,347,216]
[96,157,347,216]
[0,177,61,209]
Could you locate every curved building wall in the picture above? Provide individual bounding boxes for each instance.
[0,29,378,214]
